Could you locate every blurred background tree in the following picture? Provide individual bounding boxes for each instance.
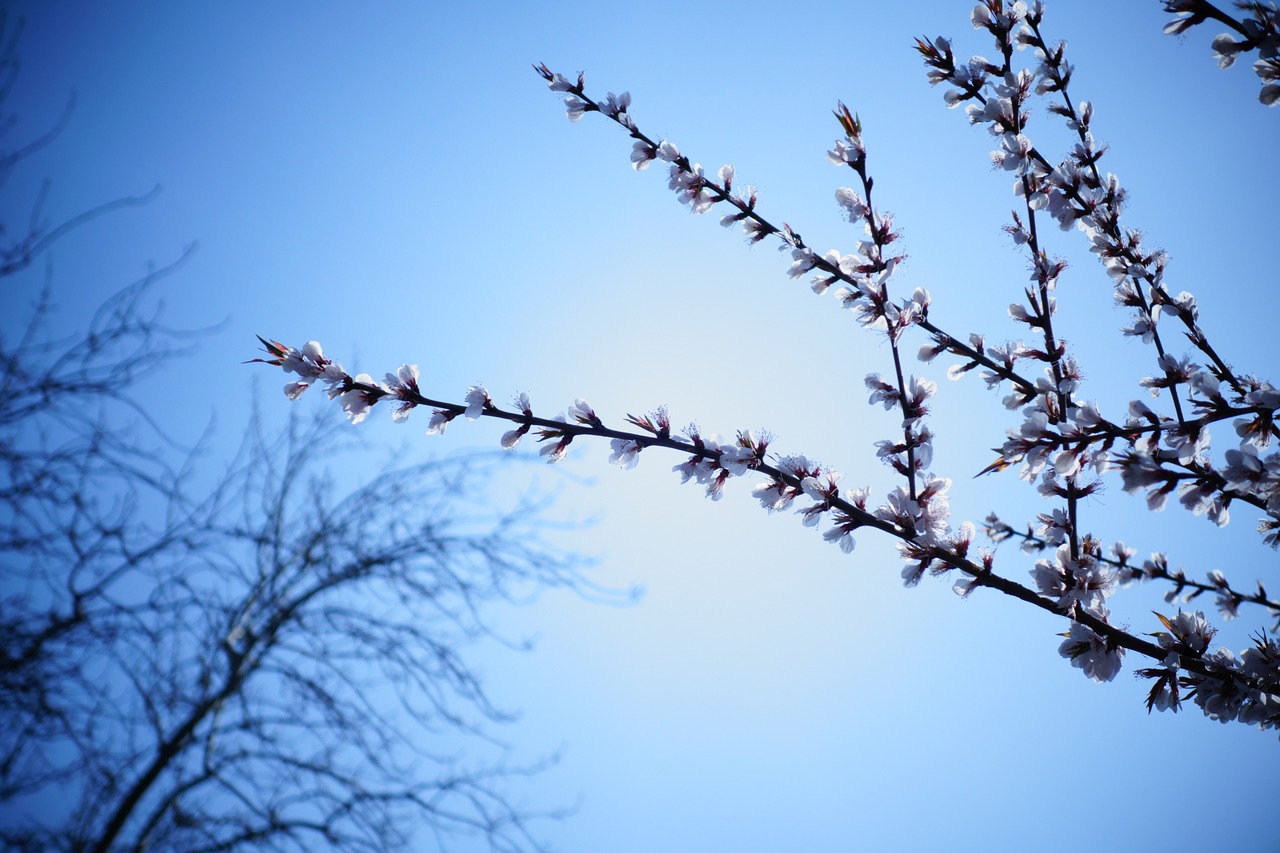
[0,14,603,850]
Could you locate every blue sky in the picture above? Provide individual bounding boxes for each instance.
[5,1,1277,850]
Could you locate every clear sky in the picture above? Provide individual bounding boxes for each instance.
[5,1,1277,850]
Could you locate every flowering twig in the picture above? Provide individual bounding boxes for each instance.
[917,2,1280,543]
[1162,0,1280,106]
[256,3,1280,734]
[922,9,1254,411]
[984,512,1280,626]
[252,337,1280,727]
[532,62,1042,408]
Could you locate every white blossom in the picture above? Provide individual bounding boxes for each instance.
[385,363,421,423]
[1059,622,1124,682]
[338,374,383,425]
[464,384,490,420]
[608,438,643,470]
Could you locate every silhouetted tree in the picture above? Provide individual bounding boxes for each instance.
[1,13,604,850]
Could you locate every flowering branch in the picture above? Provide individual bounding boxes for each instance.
[922,10,1255,413]
[917,2,1280,544]
[257,2,1280,734]
[984,512,1280,625]
[251,336,1280,727]
[1162,0,1280,106]
[531,62,1041,408]
[536,48,1280,547]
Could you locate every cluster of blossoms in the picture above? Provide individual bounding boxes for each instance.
[262,4,1280,733]
[1163,0,1280,105]
[1136,611,1280,724]
[987,514,1280,631]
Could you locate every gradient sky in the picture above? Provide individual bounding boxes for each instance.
[5,1,1277,850]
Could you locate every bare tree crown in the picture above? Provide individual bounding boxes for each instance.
[0,9,607,848]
